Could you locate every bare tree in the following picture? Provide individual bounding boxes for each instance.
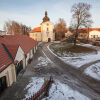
[70,2,93,45]
[54,18,67,40]
[4,20,30,35]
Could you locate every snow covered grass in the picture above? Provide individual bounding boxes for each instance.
[49,43,100,68]
[23,77,44,100]
[50,43,96,57]
[23,77,90,100]
[85,62,100,80]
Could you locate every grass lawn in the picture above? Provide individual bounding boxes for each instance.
[49,43,97,57]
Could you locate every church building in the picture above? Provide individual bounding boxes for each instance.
[29,11,55,42]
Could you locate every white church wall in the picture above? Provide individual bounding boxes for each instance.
[41,21,54,42]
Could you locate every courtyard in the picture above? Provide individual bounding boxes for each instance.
[0,42,100,100]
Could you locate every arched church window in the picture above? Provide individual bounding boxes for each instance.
[46,28,49,37]
[47,27,49,31]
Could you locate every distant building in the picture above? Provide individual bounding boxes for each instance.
[0,30,6,35]
[65,31,73,37]
[66,28,100,40]
[29,11,55,42]
[88,28,100,40]
[78,28,88,39]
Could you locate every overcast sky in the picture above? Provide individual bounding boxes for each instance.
[0,0,100,30]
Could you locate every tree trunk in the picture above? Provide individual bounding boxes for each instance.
[74,35,77,46]
[74,29,78,46]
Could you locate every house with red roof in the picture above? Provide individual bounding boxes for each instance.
[0,43,17,94]
[65,28,100,40]
[0,35,37,94]
[1,35,37,66]
[30,27,41,41]
[88,28,100,40]
[29,11,55,42]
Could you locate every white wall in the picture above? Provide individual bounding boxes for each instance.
[30,49,33,58]
[15,46,25,68]
[0,64,16,87]
[89,31,100,39]
[41,21,54,42]
[26,52,30,66]
[15,46,24,62]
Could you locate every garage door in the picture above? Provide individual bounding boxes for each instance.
[0,76,7,95]
[15,60,23,76]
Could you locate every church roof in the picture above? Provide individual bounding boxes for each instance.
[30,27,41,33]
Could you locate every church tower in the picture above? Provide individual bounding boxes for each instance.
[42,11,50,22]
[41,11,55,42]
[29,11,55,42]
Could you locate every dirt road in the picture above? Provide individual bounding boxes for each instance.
[0,42,100,100]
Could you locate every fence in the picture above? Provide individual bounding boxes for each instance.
[26,76,53,100]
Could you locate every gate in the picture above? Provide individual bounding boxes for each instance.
[15,60,23,76]
[0,76,7,95]
[48,38,51,42]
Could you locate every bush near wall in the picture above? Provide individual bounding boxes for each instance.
[92,41,100,46]
[78,39,89,44]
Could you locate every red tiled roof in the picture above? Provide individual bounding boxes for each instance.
[0,43,12,72]
[79,28,100,32]
[5,44,19,58]
[0,35,37,72]
[0,35,37,54]
[69,28,100,34]
[0,37,19,58]
[30,27,41,33]
[88,28,100,31]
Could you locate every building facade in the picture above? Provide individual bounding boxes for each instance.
[65,28,100,40]
[29,11,55,42]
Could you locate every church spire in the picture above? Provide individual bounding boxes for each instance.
[42,10,50,23]
[45,10,47,17]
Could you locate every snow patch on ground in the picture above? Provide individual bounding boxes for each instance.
[48,44,100,68]
[23,77,90,100]
[23,77,44,100]
[84,62,100,80]
[61,51,100,68]
[37,56,49,66]
[34,56,51,69]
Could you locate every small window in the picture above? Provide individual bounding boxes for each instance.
[47,28,49,31]
[93,35,95,38]
[47,23,49,26]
